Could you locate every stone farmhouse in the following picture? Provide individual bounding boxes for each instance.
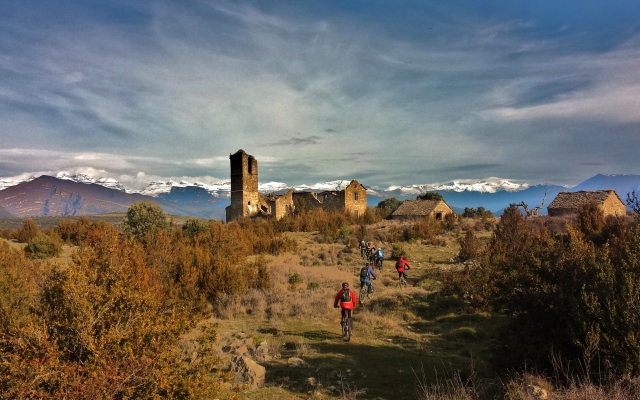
[225,149,367,222]
[547,190,626,217]
[391,198,454,220]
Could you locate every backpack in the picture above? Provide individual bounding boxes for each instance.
[341,288,352,302]
[395,259,403,270]
[360,267,369,277]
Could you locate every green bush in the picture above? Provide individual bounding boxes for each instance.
[24,232,62,259]
[391,243,406,258]
[307,282,320,291]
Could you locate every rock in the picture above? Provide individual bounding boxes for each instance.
[234,345,249,355]
[243,338,253,346]
[231,356,265,389]
[288,357,309,368]
[525,385,548,399]
[305,377,317,387]
[235,332,247,339]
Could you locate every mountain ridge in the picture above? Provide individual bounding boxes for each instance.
[0,173,637,217]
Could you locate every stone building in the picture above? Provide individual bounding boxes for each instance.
[547,190,626,217]
[225,149,367,222]
[292,180,368,217]
[391,198,454,220]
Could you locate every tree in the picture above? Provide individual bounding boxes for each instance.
[376,198,402,218]
[417,192,443,201]
[122,202,169,244]
[182,218,210,239]
[458,229,480,262]
[16,218,39,243]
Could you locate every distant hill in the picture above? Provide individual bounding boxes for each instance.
[0,205,15,218]
[572,174,639,200]
[0,176,226,218]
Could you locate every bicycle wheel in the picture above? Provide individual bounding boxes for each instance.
[360,286,368,304]
[341,319,348,336]
[345,317,352,342]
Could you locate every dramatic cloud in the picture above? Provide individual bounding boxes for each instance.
[1,0,639,188]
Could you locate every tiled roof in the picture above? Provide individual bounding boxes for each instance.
[547,190,620,210]
[392,199,443,216]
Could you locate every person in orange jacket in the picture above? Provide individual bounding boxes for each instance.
[334,282,357,333]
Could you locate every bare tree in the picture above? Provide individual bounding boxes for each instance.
[515,192,547,218]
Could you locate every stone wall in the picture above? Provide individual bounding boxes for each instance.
[267,189,295,220]
[344,180,368,217]
[603,194,627,216]
[432,201,454,220]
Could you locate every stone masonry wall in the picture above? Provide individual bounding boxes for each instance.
[344,180,368,217]
[603,195,627,216]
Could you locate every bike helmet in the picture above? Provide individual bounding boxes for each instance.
[342,282,349,288]
[365,263,370,267]
[378,248,381,251]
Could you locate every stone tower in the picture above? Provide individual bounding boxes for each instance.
[226,149,260,222]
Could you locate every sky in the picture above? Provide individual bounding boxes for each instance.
[1,0,640,191]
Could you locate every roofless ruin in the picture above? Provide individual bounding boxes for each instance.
[225,149,367,222]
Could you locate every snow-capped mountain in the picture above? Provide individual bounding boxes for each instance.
[383,178,528,196]
[0,176,38,191]
[56,173,127,192]
[0,174,537,197]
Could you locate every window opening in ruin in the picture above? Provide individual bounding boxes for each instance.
[354,192,358,201]
[248,158,254,174]
[436,212,443,220]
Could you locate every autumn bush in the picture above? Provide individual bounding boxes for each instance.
[456,204,640,381]
[0,231,225,398]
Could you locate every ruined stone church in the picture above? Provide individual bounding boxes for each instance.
[225,149,367,222]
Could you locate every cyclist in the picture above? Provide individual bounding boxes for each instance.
[334,282,357,334]
[395,255,411,283]
[359,263,377,295]
[373,247,385,269]
[359,239,367,258]
[366,242,375,262]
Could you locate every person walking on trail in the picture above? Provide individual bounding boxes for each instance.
[373,247,385,269]
[334,282,357,333]
[359,240,367,258]
[359,263,377,294]
[395,255,411,282]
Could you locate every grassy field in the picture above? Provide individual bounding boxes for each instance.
[210,225,501,399]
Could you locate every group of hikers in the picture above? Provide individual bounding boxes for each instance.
[333,240,412,338]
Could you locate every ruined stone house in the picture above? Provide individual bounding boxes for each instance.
[225,149,367,222]
[547,190,626,217]
[292,180,368,217]
[391,198,454,220]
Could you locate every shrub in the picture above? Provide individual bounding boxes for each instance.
[458,229,480,262]
[23,232,63,259]
[16,218,39,243]
[391,243,407,258]
[288,272,302,288]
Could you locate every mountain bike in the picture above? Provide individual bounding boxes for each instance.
[341,316,353,342]
[374,257,383,270]
[399,272,408,288]
[360,282,373,304]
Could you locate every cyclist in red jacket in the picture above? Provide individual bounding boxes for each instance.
[334,282,357,333]
[395,255,411,281]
